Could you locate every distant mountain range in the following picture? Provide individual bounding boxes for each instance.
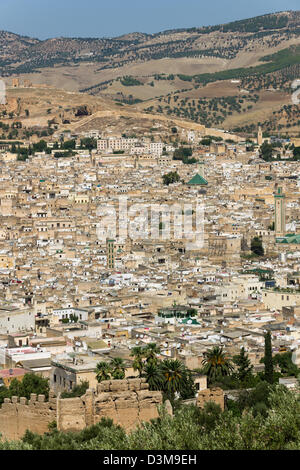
[0,10,299,76]
[1,11,299,136]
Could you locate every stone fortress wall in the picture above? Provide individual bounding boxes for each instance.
[0,378,163,440]
[0,379,224,440]
[0,392,57,441]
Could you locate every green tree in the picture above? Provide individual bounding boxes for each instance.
[110,358,126,380]
[233,347,254,383]
[251,237,264,257]
[264,331,274,384]
[179,370,197,400]
[9,373,49,400]
[273,351,299,377]
[202,346,234,384]
[95,362,111,383]
[160,359,189,400]
[143,363,164,391]
[260,141,274,161]
[61,381,89,399]
[130,347,145,377]
[162,171,180,186]
[144,343,161,366]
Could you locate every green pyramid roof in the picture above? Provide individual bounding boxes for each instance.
[187,173,208,186]
[181,318,200,325]
[276,234,300,244]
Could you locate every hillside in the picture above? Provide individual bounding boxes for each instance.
[1,10,300,137]
[0,85,241,144]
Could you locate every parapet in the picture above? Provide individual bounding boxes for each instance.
[97,378,149,394]
[1,394,48,406]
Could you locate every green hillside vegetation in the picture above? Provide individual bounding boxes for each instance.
[120,76,143,87]
[188,45,300,85]
[221,13,289,33]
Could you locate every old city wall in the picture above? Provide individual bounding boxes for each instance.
[0,379,163,440]
[0,392,57,441]
[57,378,163,432]
[197,387,225,411]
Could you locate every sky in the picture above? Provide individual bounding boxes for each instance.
[0,0,299,39]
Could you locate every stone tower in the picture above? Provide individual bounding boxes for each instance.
[199,160,205,179]
[106,238,115,269]
[257,126,263,146]
[274,187,286,237]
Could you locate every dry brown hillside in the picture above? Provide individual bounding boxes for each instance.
[1,11,299,137]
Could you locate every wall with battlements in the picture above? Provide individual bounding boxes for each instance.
[0,379,163,440]
[0,392,57,441]
[57,378,163,432]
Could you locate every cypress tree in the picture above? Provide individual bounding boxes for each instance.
[264,331,274,384]
[233,347,253,382]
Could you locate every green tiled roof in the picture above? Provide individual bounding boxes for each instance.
[187,174,208,186]
[276,233,300,244]
[181,318,200,325]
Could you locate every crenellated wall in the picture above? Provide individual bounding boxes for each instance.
[0,392,57,441]
[0,379,163,440]
[57,378,163,432]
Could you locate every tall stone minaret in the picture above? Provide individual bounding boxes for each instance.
[199,160,205,179]
[274,187,286,237]
[257,126,263,146]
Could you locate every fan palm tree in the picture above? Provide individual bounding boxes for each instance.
[145,343,161,366]
[110,357,126,380]
[202,346,234,383]
[160,359,188,398]
[130,347,145,377]
[143,363,164,391]
[95,361,111,383]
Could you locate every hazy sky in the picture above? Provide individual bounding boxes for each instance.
[0,0,298,39]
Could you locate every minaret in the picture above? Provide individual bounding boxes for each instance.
[274,187,286,237]
[106,238,116,269]
[199,160,205,179]
[257,126,263,146]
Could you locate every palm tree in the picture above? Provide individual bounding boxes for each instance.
[145,343,161,366]
[202,346,234,383]
[110,357,126,380]
[143,363,164,391]
[160,359,188,398]
[130,347,145,377]
[95,361,111,383]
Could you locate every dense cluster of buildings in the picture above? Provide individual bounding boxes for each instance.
[0,125,300,397]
